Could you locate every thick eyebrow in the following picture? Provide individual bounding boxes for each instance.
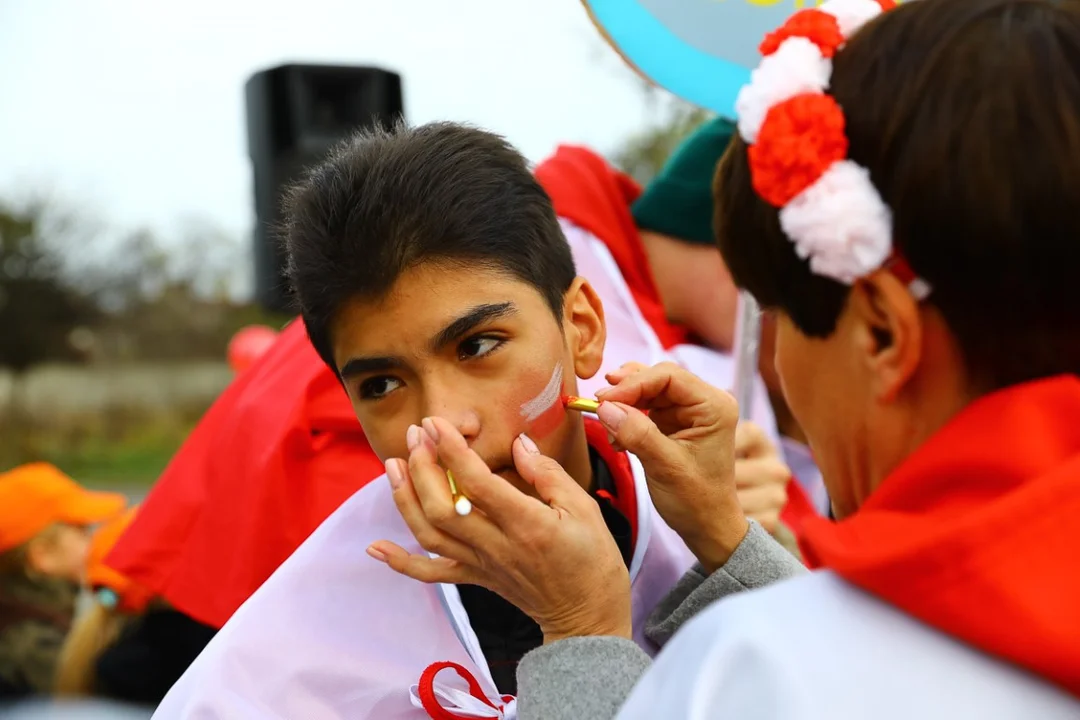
[337,302,517,381]
[429,302,517,354]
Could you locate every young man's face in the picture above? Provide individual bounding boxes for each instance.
[330,261,606,493]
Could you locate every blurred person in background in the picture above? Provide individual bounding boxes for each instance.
[55,506,206,706]
[0,464,125,699]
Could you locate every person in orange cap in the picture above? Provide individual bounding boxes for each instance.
[55,506,150,699]
[54,504,209,707]
[0,463,126,700]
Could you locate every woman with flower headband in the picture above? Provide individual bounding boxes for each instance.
[374,0,1080,716]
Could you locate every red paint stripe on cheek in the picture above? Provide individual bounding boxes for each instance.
[529,400,565,439]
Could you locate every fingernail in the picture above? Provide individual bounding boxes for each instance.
[366,546,388,563]
[385,460,404,490]
[597,402,627,432]
[406,425,421,452]
[518,433,539,454]
[422,417,440,444]
[595,386,611,398]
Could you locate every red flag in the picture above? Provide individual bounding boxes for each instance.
[105,319,385,629]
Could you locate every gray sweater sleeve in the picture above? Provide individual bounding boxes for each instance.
[645,520,808,646]
[515,520,807,720]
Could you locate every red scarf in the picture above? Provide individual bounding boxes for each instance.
[105,320,385,629]
[800,375,1080,696]
[535,146,689,349]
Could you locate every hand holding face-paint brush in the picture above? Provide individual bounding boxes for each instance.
[591,361,748,572]
[446,394,599,516]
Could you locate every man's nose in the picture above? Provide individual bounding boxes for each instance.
[422,386,482,444]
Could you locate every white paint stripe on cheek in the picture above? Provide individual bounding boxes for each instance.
[520,363,563,422]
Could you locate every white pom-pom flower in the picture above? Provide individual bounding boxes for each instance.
[820,0,884,38]
[735,36,832,144]
[778,160,893,284]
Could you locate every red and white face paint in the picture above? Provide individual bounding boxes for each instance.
[519,362,566,439]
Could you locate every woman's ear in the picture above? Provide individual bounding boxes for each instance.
[562,277,606,380]
[850,270,923,403]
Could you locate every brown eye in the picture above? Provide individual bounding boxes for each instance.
[359,376,402,400]
[458,336,503,361]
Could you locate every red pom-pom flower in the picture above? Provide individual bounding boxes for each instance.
[748,94,849,208]
[759,9,845,59]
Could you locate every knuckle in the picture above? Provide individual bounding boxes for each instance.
[766,459,792,480]
[406,559,441,583]
[532,455,561,473]
[414,528,446,554]
[621,421,653,450]
[425,499,458,526]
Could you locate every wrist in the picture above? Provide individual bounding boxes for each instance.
[684,510,750,575]
[541,618,632,646]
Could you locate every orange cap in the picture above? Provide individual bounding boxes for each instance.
[86,506,153,613]
[0,463,128,553]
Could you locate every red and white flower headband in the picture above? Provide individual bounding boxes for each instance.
[735,0,930,298]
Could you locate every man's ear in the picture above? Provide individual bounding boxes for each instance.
[849,270,923,403]
[563,277,606,380]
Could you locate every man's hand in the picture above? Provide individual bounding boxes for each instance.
[369,418,632,645]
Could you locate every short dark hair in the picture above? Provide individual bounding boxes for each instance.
[283,121,576,371]
[715,0,1080,391]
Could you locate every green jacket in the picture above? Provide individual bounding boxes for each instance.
[0,573,77,697]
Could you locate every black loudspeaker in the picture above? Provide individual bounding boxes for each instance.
[246,64,405,314]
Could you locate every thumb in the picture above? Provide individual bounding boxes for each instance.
[597,401,687,478]
[512,434,591,510]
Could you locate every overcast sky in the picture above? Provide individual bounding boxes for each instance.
[0,0,662,248]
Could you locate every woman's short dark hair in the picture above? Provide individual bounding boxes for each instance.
[282,121,576,372]
[715,0,1080,390]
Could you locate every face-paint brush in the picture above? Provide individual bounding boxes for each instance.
[562,395,600,413]
[446,470,472,516]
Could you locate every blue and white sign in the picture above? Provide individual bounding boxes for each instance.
[583,0,819,116]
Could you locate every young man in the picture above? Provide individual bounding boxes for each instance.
[152,123,699,719]
[105,119,796,674]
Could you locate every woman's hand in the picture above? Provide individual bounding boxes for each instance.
[595,362,749,573]
[733,421,793,535]
[369,417,632,645]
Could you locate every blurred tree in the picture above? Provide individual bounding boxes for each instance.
[601,61,715,185]
[84,224,290,361]
[611,99,713,186]
[0,199,101,462]
[0,200,99,373]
